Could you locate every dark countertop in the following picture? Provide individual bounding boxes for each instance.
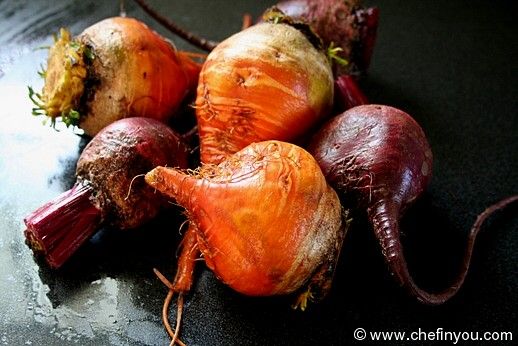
[0,1,516,345]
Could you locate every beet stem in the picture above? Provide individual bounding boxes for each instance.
[334,75,369,111]
[355,6,380,72]
[23,182,102,269]
[241,13,253,30]
[370,195,518,305]
[133,0,218,51]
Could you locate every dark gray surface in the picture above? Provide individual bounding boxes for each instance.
[0,0,517,345]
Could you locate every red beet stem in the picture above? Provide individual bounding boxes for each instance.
[134,0,218,51]
[24,182,102,269]
[370,195,518,305]
[355,6,379,72]
[334,75,369,111]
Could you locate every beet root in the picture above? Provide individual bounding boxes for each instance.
[30,17,201,136]
[145,140,349,343]
[146,140,347,301]
[308,104,517,304]
[270,0,379,75]
[24,117,189,268]
[76,117,189,229]
[195,21,334,165]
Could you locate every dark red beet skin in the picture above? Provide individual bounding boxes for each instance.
[308,104,517,304]
[76,117,189,229]
[309,105,433,212]
[24,117,189,268]
[273,0,379,75]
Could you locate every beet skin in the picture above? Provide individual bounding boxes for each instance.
[77,117,189,229]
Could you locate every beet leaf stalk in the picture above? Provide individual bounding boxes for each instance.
[24,182,101,268]
[133,0,218,51]
[334,74,369,111]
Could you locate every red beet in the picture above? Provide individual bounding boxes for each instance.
[24,117,189,268]
[308,104,518,304]
[271,0,379,75]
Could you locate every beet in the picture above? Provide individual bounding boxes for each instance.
[270,0,379,75]
[24,117,189,268]
[308,104,518,304]
[30,17,201,136]
[146,140,348,343]
[194,19,334,165]
[146,140,346,299]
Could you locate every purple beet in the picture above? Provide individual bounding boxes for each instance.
[308,104,518,304]
[271,0,379,75]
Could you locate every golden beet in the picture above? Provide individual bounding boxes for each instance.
[32,17,201,136]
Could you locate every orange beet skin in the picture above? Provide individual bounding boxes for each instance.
[37,16,201,136]
[146,141,346,298]
[77,17,201,135]
[195,23,334,165]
